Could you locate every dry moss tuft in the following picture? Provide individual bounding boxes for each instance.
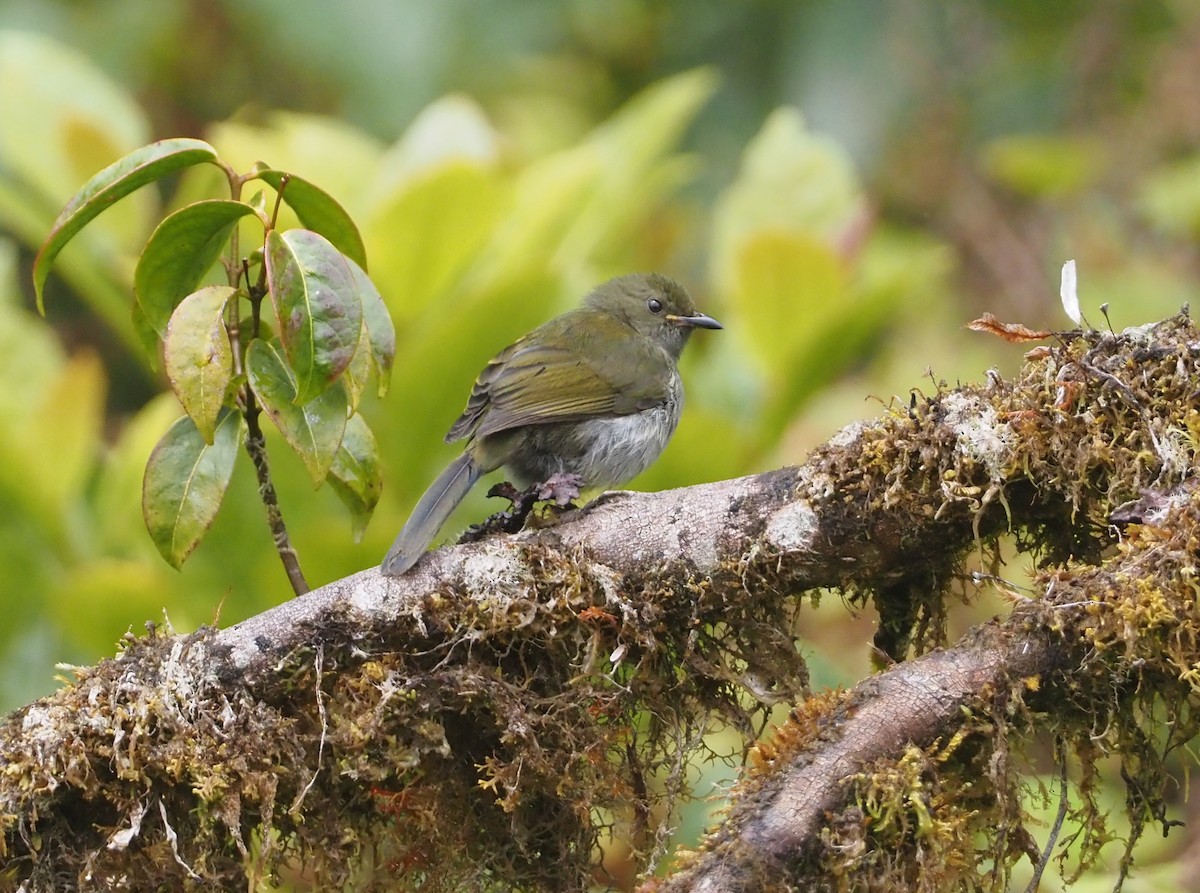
[1,624,306,890]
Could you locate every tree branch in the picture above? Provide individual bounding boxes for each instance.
[4,313,1199,891]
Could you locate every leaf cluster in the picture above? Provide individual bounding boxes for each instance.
[34,140,394,572]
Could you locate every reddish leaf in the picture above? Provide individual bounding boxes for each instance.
[966,313,1052,343]
[265,229,363,405]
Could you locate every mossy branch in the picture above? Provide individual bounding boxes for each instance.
[658,620,1065,892]
[4,313,1200,891]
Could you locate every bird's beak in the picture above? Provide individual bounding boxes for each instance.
[666,311,723,330]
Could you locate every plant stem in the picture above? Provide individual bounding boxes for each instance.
[221,163,310,596]
[243,387,310,596]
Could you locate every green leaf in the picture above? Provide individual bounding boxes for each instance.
[348,257,395,396]
[328,413,382,541]
[365,162,506,320]
[341,321,373,413]
[142,410,242,569]
[247,189,270,218]
[164,285,237,443]
[15,351,107,539]
[246,338,348,486]
[32,137,219,313]
[131,301,162,370]
[135,199,259,335]
[265,229,364,405]
[339,258,395,409]
[557,68,716,264]
[255,169,368,269]
[731,230,846,377]
[710,107,862,293]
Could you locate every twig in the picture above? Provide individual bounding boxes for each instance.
[243,399,309,595]
[234,172,308,597]
[1024,739,1069,893]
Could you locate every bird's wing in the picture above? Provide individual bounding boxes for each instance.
[444,338,520,442]
[445,326,671,443]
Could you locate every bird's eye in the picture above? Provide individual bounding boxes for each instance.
[647,298,663,314]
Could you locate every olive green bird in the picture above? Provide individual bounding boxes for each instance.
[380,273,721,576]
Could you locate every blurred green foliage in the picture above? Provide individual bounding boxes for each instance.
[5,4,1200,886]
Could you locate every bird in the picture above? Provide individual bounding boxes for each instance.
[380,272,721,576]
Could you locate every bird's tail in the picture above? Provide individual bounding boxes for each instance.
[381,452,481,576]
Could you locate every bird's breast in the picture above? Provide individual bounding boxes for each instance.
[571,401,680,487]
[502,371,683,488]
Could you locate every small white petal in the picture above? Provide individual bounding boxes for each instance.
[1060,259,1082,325]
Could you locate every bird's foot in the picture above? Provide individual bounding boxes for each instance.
[457,482,539,543]
[457,475,586,544]
[536,472,585,507]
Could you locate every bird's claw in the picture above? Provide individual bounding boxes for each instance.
[457,476,584,544]
[536,472,585,507]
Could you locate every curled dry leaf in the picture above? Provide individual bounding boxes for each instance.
[967,312,1052,343]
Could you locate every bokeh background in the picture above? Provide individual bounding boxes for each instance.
[3,1,1200,888]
